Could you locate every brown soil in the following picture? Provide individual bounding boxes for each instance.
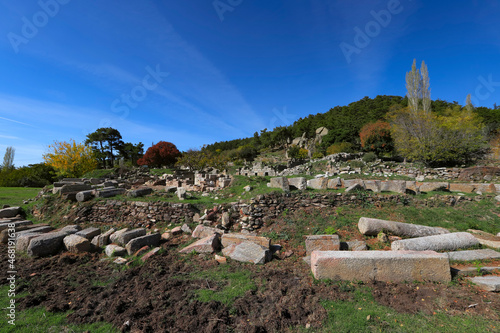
[1,243,500,333]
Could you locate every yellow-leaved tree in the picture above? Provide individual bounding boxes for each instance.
[43,140,97,177]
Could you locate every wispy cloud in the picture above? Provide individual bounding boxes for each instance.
[0,116,36,127]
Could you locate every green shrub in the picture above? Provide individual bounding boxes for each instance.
[312,152,324,159]
[326,142,353,155]
[362,152,377,163]
[287,145,308,159]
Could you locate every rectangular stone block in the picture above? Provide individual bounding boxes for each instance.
[269,177,289,191]
[179,234,221,254]
[327,177,341,189]
[307,178,328,190]
[27,231,67,257]
[288,177,307,190]
[305,235,340,256]
[126,233,161,255]
[221,233,270,249]
[311,251,451,282]
[0,220,32,232]
[380,180,406,193]
[449,183,476,193]
[60,184,92,194]
[364,180,381,192]
[418,182,449,192]
[114,228,146,246]
[342,179,364,189]
[75,227,101,240]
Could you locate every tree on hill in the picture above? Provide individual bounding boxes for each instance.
[390,60,487,165]
[359,121,393,155]
[137,141,181,168]
[85,127,123,168]
[2,147,15,170]
[118,142,144,165]
[43,140,97,177]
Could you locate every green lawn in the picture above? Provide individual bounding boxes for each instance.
[0,187,42,208]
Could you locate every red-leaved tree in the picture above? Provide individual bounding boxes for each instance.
[359,121,393,154]
[137,141,181,168]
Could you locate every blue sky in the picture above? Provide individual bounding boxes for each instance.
[0,0,499,166]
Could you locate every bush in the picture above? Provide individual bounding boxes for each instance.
[326,142,353,155]
[359,121,393,154]
[287,145,309,159]
[137,141,181,168]
[362,152,377,163]
[312,152,324,159]
[0,163,57,187]
[43,140,98,178]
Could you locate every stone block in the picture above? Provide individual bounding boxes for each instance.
[391,232,479,252]
[345,183,364,193]
[269,177,289,191]
[305,235,340,256]
[467,276,500,292]
[177,187,187,200]
[364,180,381,192]
[419,182,449,192]
[115,228,147,246]
[0,220,32,232]
[64,234,93,253]
[16,233,44,252]
[179,234,221,254]
[126,233,161,255]
[192,225,222,239]
[27,231,67,257]
[76,227,101,240]
[447,249,500,261]
[222,241,271,264]
[405,181,418,193]
[141,247,161,262]
[449,183,476,193]
[0,224,50,244]
[311,250,451,282]
[109,228,129,243]
[105,244,127,257]
[358,217,449,238]
[0,206,21,218]
[327,177,341,189]
[288,177,307,190]
[380,180,406,194]
[221,233,270,249]
[60,184,92,194]
[342,179,364,189]
[307,177,328,190]
[91,228,116,247]
[340,240,367,251]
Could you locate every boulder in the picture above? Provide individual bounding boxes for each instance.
[63,234,93,253]
[305,235,340,256]
[358,217,450,238]
[222,241,271,264]
[141,247,161,262]
[179,234,221,254]
[27,232,67,257]
[126,233,161,255]
[181,223,192,233]
[60,225,81,235]
[0,207,21,218]
[311,250,451,282]
[391,232,479,252]
[75,227,101,240]
[221,233,270,249]
[105,244,127,257]
[192,225,222,239]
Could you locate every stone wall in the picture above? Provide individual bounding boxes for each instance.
[47,191,481,232]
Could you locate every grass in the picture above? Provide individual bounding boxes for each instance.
[187,264,257,306]
[0,187,42,208]
[150,168,173,176]
[292,285,497,332]
[0,285,118,333]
